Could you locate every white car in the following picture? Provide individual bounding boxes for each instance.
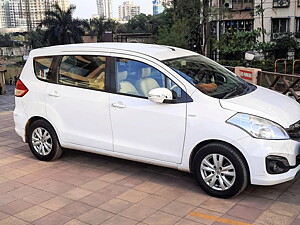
[14,43,300,198]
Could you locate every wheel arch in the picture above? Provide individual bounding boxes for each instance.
[25,116,58,143]
[189,139,250,181]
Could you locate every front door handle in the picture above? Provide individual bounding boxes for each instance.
[112,103,126,108]
[48,91,60,97]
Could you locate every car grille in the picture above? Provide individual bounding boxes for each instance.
[286,121,300,142]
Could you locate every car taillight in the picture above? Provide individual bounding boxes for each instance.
[15,79,28,97]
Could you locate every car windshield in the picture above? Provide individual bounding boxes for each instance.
[163,55,256,99]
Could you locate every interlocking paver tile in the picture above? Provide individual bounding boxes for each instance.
[0,216,29,225]
[226,204,262,221]
[277,192,300,206]
[45,182,76,195]
[254,211,294,225]
[138,195,171,210]
[99,171,128,183]
[174,218,201,225]
[40,196,73,211]
[80,179,110,191]
[6,185,39,198]
[14,205,52,222]
[0,211,9,220]
[23,190,56,204]
[65,174,95,186]
[57,202,93,218]
[143,211,180,225]
[77,208,114,225]
[176,190,209,206]
[156,186,186,200]
[267,202,300,217]
[99,198,132,214]
[120,204,156,221]
[161,201,196,217]
[28,178,61,190]
[62,187,93,200]
[184,207,222,225]
[101,215,138,225]
[32,212,71,225]
[0,199,34,215]
[239,195,274,210]
[200,197,235,214]
[117,189,149,203]
[79,192,112,207]
[64,219,89,225]
[134,181,165,194]
[116,176,144,188]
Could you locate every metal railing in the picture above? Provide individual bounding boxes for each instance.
[257,71,300,103]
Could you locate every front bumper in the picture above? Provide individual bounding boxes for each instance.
[231,137,300,185]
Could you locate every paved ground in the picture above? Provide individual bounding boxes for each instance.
[0,84,300,225]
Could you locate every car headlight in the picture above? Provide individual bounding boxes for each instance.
[227,113,289,140]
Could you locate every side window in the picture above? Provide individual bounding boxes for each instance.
[58,55,106,91]
[115,58,182,98]
[34,57,54,81]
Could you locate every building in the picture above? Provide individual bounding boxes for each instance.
[96,0,112,19]
[253,0,300,42]
[0,0,70,31]
[210,0,299,52]
[152,0,171,15]
[118,1,140,21]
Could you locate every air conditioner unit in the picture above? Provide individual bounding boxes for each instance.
[224,0,233,8]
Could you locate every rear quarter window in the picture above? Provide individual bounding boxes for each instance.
[33,57,54,82]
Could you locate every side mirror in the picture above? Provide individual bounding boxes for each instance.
[148,88,174,103]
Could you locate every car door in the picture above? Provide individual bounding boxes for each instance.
[45,54,113,151]
[110,56,187,163]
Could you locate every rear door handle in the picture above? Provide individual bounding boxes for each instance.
[112,103,126,108]
[48,91,60,97]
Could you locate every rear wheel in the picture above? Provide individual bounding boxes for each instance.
[193,142,248,198]
[27,120,63,161]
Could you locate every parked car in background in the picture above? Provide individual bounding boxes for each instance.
[14,43,300,198]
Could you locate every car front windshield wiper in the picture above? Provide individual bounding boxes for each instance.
[223,87,238,99]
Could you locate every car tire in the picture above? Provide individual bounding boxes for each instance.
[192,142,248,198]
[27,120,63,161]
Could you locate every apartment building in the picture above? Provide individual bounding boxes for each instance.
[118,1,140,21]
[0,0,69,31]
[96,0,112,19]
[211,0,299,42]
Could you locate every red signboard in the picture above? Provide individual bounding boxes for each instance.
[240,70,253,80]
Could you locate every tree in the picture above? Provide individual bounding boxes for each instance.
[27,28,45,49]
[214,30,260,60]
[90,17,106,41]
[40,4,90,46]
[157,19,190,49]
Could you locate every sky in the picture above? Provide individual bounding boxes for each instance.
[69,0,153,19]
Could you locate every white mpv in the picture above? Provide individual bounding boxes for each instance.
[14,43,300,198]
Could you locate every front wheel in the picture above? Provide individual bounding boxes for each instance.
[192,143,248,198]
[27,120,63,161]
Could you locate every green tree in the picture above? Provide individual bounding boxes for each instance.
[156,19,190,49]
[214,30,260,60]
[90,17,106,41]
[27,28,45,49]
[40,4,90,46]
[126,14,152,33]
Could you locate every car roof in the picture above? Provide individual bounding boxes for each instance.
[30,42,198,61]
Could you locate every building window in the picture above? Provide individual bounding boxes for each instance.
[296,18,300,38]
[298,0,300,6]
[272,18,290,38]
[273,0,289,7]
[220,20,253,34]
